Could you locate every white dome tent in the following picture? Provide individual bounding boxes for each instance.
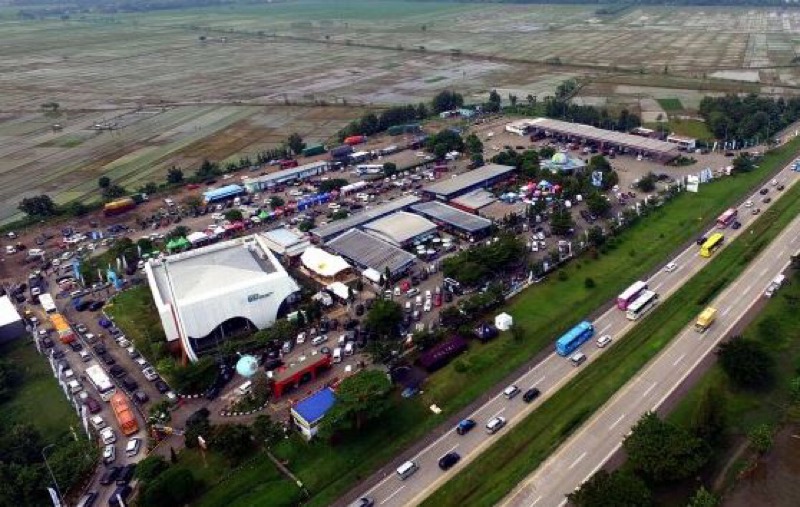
[495,312,513,331]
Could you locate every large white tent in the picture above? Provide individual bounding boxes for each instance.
[301,247,351,279]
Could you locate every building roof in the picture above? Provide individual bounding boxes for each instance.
[527,118,680,157]
[411,201,493,233]
[362,212,437,246]
[243,161,329,188]
[310,194,421,241]
[292,387,336,425]
[0,296,21,327]
[326,229,416,276]
[300,247,350,278]
[422,164,516,198]
[203,184,244,201]
[450,189,496,210]
[260,228,310,257]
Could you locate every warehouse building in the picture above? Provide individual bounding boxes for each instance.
[450,189,496,214]
[411,201,493,241]
[327,229,416,279]
[243,161,329,192]
[0,296,24,344]
[310,195,421,243]
[422,164,516,201]
[259,228,310,263]
[145,235,300,362]
[362,211,438,247]
[203,184,245,204]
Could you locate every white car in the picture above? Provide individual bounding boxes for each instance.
[100,427,116,445]
[744,200,754,208]
[52,259,61,267]
[102,444,116,464]
[142,367,159,381]
[126,438,141,457]
[90,415,107,430]
[423,301,432,312]
[311,335,327,346]
[486,416,507,434]
[664,262,677,273]
[596,335,613,348]
[328,202,341,210]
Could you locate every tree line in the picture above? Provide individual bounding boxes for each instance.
[699,94,800,144]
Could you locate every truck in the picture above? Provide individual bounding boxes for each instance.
[103,198,136,217]
[343,135,367,146]
[694,307,717,333]
[49,313,76,344]
[302,144,326,157]
[110,392,139,436]
[764,273,786,298]
[329,145,353,160]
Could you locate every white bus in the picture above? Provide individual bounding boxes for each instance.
[39,293,57,314]
[85,365,116,401]
[626,290,659,321]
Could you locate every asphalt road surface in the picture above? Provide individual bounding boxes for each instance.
[348,165,800,507]
[502,188,800,507]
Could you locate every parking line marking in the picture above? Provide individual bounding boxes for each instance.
[568,452,587,470]
[609,413,625,430]
[381,486,405,505]
[672,353,686,366]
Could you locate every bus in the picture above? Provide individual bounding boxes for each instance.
[38,293,57,314]
[625,290,659,320]
[555,321,595,357]
[85,365,116,401]
[716,208,737,228]
[110,392,139,436]
[617,281,648,310]
[49,313,75,344]
[700,233,725,258]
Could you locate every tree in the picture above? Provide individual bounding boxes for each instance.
[252,414,284,448]
[586,192,611,217]
[139,467,199,507]
[383,162,398,177]
[210,423,254,463]
[269,196,285,209]
[287,133,306,155]
[0,359,22,402]
[688,486,719,507]
[135,455,169,482]
[431,90,464,113]
[588,154,611,173]
[331,209,349,220]
[624,412,710,483]
[636,172,658,192]
[170,357,216,394]
[489,89,502,107]
[691,385,727,447]
[509,323,525,341]
[318,178,349,193]
[67,201,88,217]
[196,159,219,180]
[167,167,184,185]
[98,176,111,189]
[748,424,773,454]
[166,225,190,241]
[717,338,774,389]
[508,94,518,108]
[427,129,465,159]
[18,195,58,218]
[732,153,755,173]
[587,226,605,247]
[550,204,575,236]
[365,300,403,337]
[102,184,126,200]
[319,370,392,436]
[568,470,651,507]
[224,209,243,222]
[464,133,484,156]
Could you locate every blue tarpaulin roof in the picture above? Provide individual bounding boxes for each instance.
[203,184,244,202]
[293,388,336,424]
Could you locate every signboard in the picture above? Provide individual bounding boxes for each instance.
[591,171,603,188]
[686,175,700,193]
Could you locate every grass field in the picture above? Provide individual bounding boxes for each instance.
[105,285,168,364]
[190,128,800,507]
[657,98,684,112]
[422,142,800,507]
[669,118,715,140]
[0,338,78,439]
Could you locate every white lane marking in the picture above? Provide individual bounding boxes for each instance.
[531,495,542,506]
[609,413,625,430]
[760,267,769,277]
[743,284,753,293]
[557,498,568,507]
[672,353,686,366]
[381,486,405,505]
[596,323,611,336]
[792,236,799,245]
[443,444,459,456]
[641,382,658,399]
[533,376,546,386]
[568,452,587,470]
[491,407,506,420]
[779,249,786,257]
[722,307,732,317]
[653,282,664,292]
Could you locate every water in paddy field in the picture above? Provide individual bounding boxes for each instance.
[723,425,800,507]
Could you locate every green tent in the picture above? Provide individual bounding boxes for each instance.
[259,210,269,220]
[166,237,190,252]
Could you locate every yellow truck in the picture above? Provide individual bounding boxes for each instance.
[694,307,717,333]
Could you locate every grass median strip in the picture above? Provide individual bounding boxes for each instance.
[421,158,800,507]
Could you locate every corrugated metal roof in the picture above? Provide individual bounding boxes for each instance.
[311,195,421,241]
[292,388,336,424]
[0,296,21,327]
[529,118,680,155]
[450,189,496,210]
[422,164,515,197]
[327,229,416,275]
[411,201,493,233]
[362,211,437,245]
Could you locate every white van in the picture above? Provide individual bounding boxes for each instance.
[396,460,419,480]
[570,352,587,367]
[237,380,253,396]
[164,198,175,207]
[333,348,343,364]
[344,342,354,356]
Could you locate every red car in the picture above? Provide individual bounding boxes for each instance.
[433,294,442,307]
[400,280,411,292]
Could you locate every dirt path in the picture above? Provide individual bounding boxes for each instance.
[712,438,750,491]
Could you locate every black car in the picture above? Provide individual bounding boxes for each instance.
[760,187,769,195]
[121,376,138,391]
[154,380,170,394]
[523,387,541,403]
[116,463,137,486]
[438,451,461,470]
[133,390,149,404]
[777,184,785,191]
[763,197,771,204]
[731,221,742,230]
[355,304,364,317]
[93,344,107,355]
[108,485,132,507]
[100,353,115,365]
[40,337,54,348]
[88,300,105,312]
[109,365,126,378]
[696,236,707,246]
[411,276,420,286]
[51,349,65,359]
[444,291,453,303]
[319,346,331,356]
[84,396,102,414]
[99,466,122,486]
[68,340,83,352]
[75,300,93,312]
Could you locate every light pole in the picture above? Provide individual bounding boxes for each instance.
[41,444,64,507]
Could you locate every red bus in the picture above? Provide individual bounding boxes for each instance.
[617,280,648,310]
[716,208,737,228]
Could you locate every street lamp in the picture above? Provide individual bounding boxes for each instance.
[41,444,65,507]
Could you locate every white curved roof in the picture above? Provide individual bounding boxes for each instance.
[301,247,350,278]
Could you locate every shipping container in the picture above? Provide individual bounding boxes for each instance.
[330,145,353,159]
[103,198,136,217]
[302,144,326,157]
[344,135,367,146]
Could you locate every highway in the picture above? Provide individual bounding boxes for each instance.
[349,163,800,507]
[502,188,800,507]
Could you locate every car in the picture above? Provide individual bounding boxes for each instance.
[777,184,785,191]
[100,353,115,365]
[76,492,97,507]
[99,466,121,486]
[116,463,137,486]
[100,427,116,445]
[760,188,769,195]
[319,346,331,356]
[523,387,541,403]
[40,337,54,348]
[90,415,107,430]
[154,380,170,394]
[51,349,65,359]
[75,300,93,312]
[133,390,149,404]
[752,208,761,215]
[135,356,149,370]
[503,385,520,399]
[121,376,138,391]
[348,497,375,507]
[762,197,771,204]
[88,300,105,311]
[406,288,420,298]
[93,343,106,355]
[126,346,139,358]
[108,485,132,507]
[102,444,116,465]
[68,340,83,352]
[84,396,102,414]
[731,221,742,230]
[125,437,141,457]
[78,350,91,362]
[433,294,442,307]
[311,335,328,346]
[744,200,754,208]
[116,338,131,348]
[771,179,779,186]
[664,262,677,273]
[486,416,507,434]
[456,419,476,435]
[438,451,461,471]
[109,365,126,378]
[355,304,364,316]
[142,367,159,381]
[695,236,707,246]
[596,334,613,348]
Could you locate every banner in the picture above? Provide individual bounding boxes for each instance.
[686,175,700,193]
[591,171,603,188]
